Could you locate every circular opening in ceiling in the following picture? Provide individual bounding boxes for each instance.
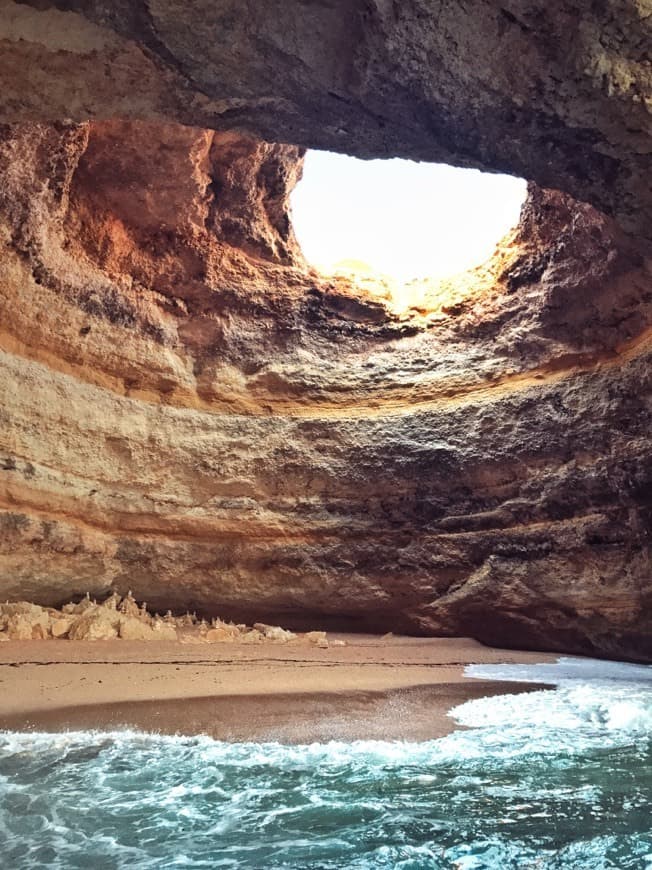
[291,150,528,310]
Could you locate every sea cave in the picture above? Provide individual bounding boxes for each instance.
[0,1,650,866]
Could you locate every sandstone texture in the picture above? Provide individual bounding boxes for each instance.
[0,593,316,645]
[0,3,650,661]
[0,0,649,246]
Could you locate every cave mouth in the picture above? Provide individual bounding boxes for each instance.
[291,149,528,310]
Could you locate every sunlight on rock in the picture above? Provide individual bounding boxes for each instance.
[291,150,528,312]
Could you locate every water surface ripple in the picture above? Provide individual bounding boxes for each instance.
[1,657,650,868]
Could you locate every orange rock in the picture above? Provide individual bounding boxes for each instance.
[68,608,119,641]
[51,618,73,639]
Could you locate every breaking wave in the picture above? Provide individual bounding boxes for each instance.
[0,657,650,868]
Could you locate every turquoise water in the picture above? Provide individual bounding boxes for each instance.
[0,658,650,869]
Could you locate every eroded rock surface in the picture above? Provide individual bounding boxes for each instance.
[0,594,335,646]
[0,0,650,246]
[0,117,650,661]
[0,0,650,661]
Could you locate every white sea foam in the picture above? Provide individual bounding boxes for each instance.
[451,682,652,736]
[464,656,652,686]
[0,656,650,869]
[447,656,652,752]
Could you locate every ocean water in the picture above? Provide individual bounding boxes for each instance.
[0,658,650,869]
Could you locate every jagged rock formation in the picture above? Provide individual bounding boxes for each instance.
[1,0,650,246]
[0,595,334,646]
[0,3,650,660]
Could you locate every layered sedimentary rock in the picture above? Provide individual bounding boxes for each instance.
[0,0,650,247]
[0,1,650,660]
[0,117,650,660]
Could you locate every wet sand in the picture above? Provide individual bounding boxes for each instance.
[0,635,554,741]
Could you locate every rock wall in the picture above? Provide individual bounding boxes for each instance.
[0,1,650,659]
[1,119,650,660]
[0,0,650,246]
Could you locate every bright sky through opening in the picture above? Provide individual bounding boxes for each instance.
[291,150,528,283]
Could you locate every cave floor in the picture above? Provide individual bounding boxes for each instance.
[0,636,554,742]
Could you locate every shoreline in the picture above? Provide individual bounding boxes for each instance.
[0,635,555,742]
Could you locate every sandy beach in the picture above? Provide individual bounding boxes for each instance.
[0,635,554,741]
